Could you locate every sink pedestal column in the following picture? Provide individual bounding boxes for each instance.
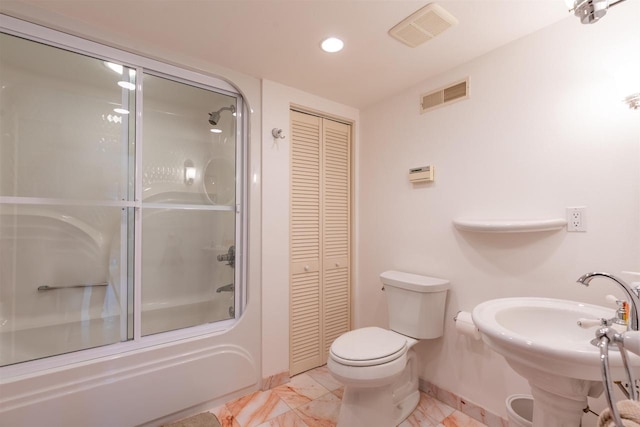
[509,361,604,427]
[529,384,588,427]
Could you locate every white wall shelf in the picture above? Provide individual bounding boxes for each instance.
[453,218,567,233]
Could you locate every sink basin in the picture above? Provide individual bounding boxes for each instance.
[472,297,639,381]
[472,297,640,427]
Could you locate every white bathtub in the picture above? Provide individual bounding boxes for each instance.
[0,296,235,367]
[0,297,260,427]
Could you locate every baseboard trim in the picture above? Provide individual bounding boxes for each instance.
[419,378,509,427]
[262,371,290,391]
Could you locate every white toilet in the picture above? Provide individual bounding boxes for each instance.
[327,270,450,427]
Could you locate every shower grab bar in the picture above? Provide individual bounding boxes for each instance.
[37,282,108,291]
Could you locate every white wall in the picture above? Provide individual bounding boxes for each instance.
[357,5,640,420]
[261,80,359,380]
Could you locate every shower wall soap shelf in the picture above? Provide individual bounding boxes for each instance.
[453,218,567,233]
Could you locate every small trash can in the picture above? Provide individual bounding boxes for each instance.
[506,394,533,427]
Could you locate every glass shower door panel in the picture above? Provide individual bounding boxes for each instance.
[0,204,127,366]
[0,33,135,366]
[141,72,237,206]
[0,33,136,201]
[141,209,236,336]
[141,72,239,336]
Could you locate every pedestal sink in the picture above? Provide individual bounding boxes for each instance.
[472,297,640,427]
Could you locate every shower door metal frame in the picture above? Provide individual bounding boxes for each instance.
[132,68,245,341]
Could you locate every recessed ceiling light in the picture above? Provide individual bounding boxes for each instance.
[321,37,344,53]
[210,128,223,133]
[114,108,129,115]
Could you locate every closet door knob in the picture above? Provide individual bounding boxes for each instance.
[335,262,340,267]
[304,265,310,272]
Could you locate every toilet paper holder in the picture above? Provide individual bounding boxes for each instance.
[453,310,481,340]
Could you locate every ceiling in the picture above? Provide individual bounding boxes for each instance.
[0,0,571,108]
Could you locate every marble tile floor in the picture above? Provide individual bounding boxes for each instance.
[208,366,488,427]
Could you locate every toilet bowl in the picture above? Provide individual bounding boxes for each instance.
[327,271,449,427]
[328,327,420,427]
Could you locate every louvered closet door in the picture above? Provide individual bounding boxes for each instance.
[290,111,323,375]
[321,119,351,360]
[290,110,351,376]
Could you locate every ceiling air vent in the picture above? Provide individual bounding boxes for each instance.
[420,78,469,114]
[389,3,458,48]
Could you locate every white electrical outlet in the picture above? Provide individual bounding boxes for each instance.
[567,207,587,232]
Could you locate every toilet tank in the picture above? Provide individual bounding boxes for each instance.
[380,270,450,339]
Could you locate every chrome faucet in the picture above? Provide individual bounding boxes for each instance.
[217,245,235,268]
[216,283,234,293]
[577,272,640,331]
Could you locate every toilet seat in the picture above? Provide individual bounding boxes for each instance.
[330,327,407,367]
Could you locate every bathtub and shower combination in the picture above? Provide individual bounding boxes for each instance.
[0,15,261,426]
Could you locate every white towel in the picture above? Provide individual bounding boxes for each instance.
[599,400,640,427]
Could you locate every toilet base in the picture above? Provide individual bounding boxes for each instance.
[397,389,420,424]
[337,387,419,427]
[335,350,419,427]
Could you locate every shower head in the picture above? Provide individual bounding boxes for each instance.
[208,104,236,126]
[208,111,221,126]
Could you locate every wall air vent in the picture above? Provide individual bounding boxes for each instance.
[389,3,458,48]
[420,78,469,114]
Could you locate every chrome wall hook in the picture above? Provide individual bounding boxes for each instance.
[272,128,285,139]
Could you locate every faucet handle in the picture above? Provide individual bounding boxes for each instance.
[576,316,629,332]
[577,318,605,328]
[605,294,620,306]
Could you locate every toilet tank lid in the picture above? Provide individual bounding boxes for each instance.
[380,270,450,292]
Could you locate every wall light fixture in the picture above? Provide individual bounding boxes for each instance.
[184,159,196,185]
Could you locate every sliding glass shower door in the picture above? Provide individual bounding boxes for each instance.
[140,73,239,336]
